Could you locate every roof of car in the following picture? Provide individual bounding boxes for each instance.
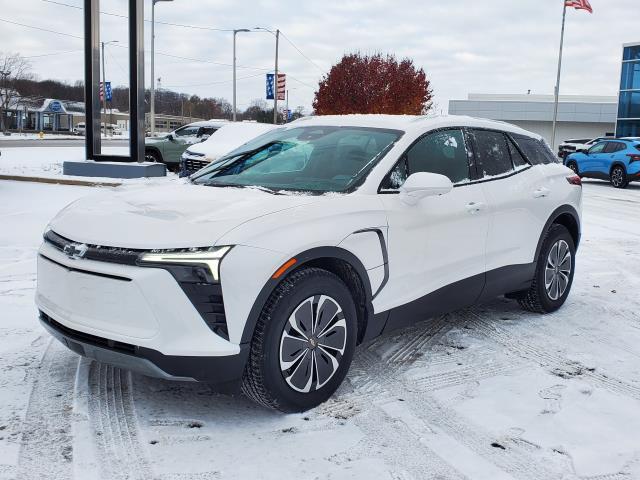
[289,114,542,140]
[185,120,230,128]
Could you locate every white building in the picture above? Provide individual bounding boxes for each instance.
[449,94,617,151]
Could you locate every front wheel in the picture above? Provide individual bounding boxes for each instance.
[518,224,576,314]
[241,267,358,412]
[610,165,628,189]
[566,161,579,176]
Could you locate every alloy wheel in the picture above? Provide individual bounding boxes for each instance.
[544,239,572,301]
[279,295,347,393]
[611,167,625,188]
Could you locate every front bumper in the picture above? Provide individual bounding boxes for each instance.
[40,311,248,384]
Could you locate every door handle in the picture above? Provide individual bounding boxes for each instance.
[533,187,550,198]
[465,202,485,214]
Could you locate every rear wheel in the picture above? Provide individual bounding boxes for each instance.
[241,267,357,412]
[610,165,628,189]
[518,224,575,314]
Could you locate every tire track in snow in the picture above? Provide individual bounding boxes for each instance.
[16,340,77,480]
[88,363,153,480]
[356,348,563,480]
[464,310,640,401]
[322,314,566,480]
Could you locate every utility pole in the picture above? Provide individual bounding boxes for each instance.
[233,29,250,122]
[151,0,173,137]
[100,41,118,137]
[273,29,280,125]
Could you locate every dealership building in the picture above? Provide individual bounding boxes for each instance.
[448,93,617,151]
[617,42,640,137]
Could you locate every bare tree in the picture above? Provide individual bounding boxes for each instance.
[0,52,32,133]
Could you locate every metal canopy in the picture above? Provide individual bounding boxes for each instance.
[83,0,144,163]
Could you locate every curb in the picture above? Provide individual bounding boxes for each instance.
[0,174,121,187]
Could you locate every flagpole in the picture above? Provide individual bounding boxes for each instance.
[551,1,568,150]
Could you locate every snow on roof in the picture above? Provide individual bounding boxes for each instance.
[288,114,541,140]
[187,122,279,158]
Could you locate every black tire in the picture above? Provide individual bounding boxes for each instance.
[144,149,162,164]
[610,165,628,189]
[566,161,579,176]
[518,224,576,314]
[241,267,358,412]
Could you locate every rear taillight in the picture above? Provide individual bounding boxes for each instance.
[626,154,640,163]
[566,175,582,186]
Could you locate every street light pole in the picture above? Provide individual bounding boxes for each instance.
[151,0,173,137]
[233,29,250,122]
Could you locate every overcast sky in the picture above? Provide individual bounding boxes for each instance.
[0,0,636,114]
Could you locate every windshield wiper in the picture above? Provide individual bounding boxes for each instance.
[203,181,283,195]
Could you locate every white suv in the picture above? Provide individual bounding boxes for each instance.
[36,115,582,412]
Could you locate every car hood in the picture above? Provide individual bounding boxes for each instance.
[48,184,322,249]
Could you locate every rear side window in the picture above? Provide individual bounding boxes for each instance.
[604,142,626,153]
[512,134,559,165]
[471,130,513,177]
[507,138,529,168]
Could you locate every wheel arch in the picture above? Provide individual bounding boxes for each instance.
[145,146,163,162]
[240,246,374,346]
[609,161,627,175]
[534,205,581,263]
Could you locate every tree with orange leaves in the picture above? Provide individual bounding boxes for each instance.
[312,52,433,115]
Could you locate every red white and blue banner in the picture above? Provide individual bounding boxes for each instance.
[266,73,286,101]
[99,81,112,101]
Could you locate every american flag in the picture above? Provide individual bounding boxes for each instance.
[565,0,593,13]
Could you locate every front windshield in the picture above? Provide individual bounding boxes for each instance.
[191,126,403,193]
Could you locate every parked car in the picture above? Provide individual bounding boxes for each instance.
[73,122,123,136]
[180,122,278,176]
[564,138,640,188]
[145,120,228,171]
[558,136,613,159]
[36,115,582,412]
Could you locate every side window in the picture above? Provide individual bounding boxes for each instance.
[174,126,199,137]
[381,129,470,190]
[604,142,625,153]
[513,135,558,164]
[406,129,471,183]
[588,142,607,154]
[507,137,529,168]
[472,130,513,177]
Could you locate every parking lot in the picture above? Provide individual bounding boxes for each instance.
[0,178,638,480]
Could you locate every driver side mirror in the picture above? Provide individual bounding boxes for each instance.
[400,172,453,206]
[166,133,175,142]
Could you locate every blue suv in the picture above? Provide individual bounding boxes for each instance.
[565,138,640,188]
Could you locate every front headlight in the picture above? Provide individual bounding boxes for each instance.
[138,246,231,283]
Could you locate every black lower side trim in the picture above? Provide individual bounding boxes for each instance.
[40,311,248,389]
[378,263,535,336]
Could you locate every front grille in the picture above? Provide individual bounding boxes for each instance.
[43,230,230,341]
[40,311,137,354]
[183,158,210,174]
[44,230,141,266]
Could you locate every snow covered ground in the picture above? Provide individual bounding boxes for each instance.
[1,178,639,480]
